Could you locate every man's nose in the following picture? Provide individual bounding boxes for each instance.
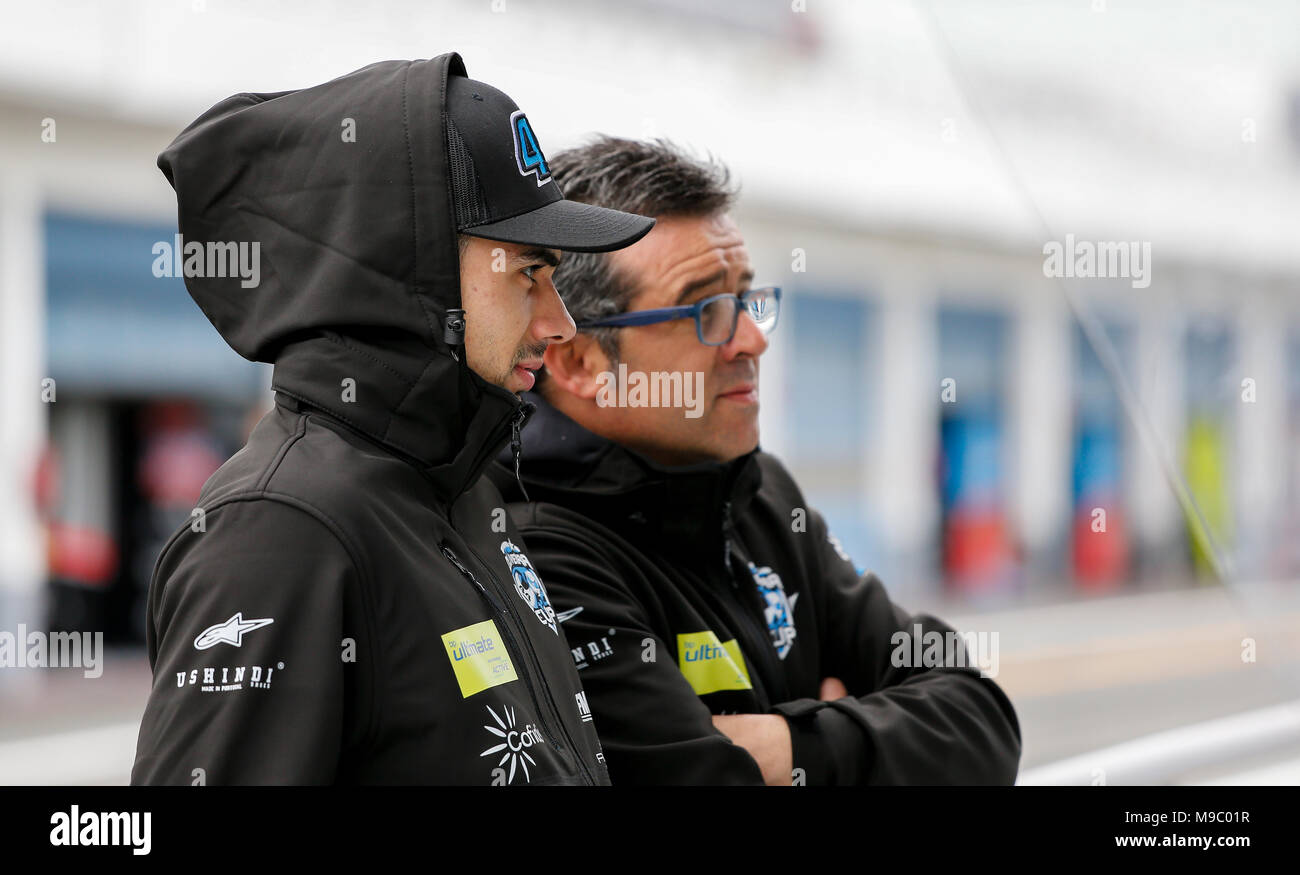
[723,305,769,360]
[533,276,576,344]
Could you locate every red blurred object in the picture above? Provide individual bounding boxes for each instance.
[137,401,225,506]
[31,442,117,586]
[31,443,59,517]
[1071,504,1128,591]
[944,507,1012,592]
[47,521,118,586]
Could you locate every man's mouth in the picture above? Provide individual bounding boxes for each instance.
[511,360,544,391]
[717,383,758,404]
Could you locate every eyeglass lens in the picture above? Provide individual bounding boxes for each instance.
[699,289,778,345]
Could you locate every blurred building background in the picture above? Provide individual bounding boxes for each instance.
[1,0,1298,783]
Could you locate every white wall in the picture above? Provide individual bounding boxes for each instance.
[0,171,47,629]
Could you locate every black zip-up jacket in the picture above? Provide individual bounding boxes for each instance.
[131,54,608,785]
[490,393,1021,785]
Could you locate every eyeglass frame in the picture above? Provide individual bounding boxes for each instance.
[574,286,782,347]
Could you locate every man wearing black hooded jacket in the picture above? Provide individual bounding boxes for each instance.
[490,137,1021,785]
[130,56,653,785]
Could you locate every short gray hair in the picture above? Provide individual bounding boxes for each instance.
[548,137,737,368]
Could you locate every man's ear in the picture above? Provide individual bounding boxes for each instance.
[543,334,610,401]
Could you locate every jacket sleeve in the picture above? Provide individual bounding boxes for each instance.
[771,508,1022,785]
[517,514,766,785]
[131,497,362,785]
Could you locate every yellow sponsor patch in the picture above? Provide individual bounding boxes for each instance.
[676,631,752,696]
[442,619,518,698]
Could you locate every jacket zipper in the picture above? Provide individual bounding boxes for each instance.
[441,543,594,785]
[461,538,597,786]
[720,500,790,703]
[510,403,533,502]
[456,400,532,502]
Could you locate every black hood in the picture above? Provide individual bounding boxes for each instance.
[495,391,762,554]
[160,53,522,499]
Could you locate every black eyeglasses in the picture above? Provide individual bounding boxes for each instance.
[575,286,781,347]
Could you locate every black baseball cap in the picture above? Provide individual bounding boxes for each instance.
[445,75,654,253]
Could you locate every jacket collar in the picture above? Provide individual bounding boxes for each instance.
[506,391,763,556]
[276,347,526,502]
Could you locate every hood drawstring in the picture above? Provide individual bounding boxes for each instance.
[441,304,533,501]
[511,401,535,502]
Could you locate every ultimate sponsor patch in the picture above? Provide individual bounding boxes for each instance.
[442,619,518,698]
[676,631,752,696]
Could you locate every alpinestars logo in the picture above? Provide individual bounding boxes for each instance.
[749,562,798,659]
[500,540,557,634]
[480,703,544,785]
[193,613,273,650]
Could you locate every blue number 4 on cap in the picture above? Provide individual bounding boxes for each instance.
[511,111,551,186]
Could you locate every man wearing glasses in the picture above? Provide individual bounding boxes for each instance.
[491,137,1021,785]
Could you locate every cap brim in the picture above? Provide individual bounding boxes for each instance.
[461,199,655,253]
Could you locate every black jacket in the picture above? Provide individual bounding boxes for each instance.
[131,55,609,785]
[491,393,1021,785]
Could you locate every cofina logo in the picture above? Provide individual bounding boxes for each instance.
[480,703,544,785]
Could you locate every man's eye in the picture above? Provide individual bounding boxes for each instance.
[522,264,544,282]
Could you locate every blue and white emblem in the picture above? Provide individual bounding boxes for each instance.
[510,110,552,187]
[749,562,798,659]
[501,539,558,634]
